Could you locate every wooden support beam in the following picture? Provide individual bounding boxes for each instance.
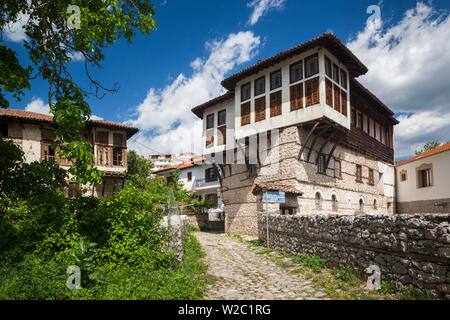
[298,121,320,161]
[326,142,338,169]
[317,130,336,157]
[306,126,331,163]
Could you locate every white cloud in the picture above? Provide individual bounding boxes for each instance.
[25,98,50,115]
[69,51,84,62]
[4,13,29,42]
[247,0,285,26]
[126,31,260,157]
[347,2,450,158]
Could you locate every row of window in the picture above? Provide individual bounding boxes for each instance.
[315,192,378,212]
[316,156,375,185]
[400,166,433,188]
[351,108,393,148]
[206,110,227,148]
[240,54,320,102]
[96,131,125,146]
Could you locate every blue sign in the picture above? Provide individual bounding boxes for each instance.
[263,191,285,203]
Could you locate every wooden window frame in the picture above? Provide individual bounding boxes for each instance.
[400,169,407,182]
[218,109,226,126]
[333,84,341,112]
[241,102,251,126]
[187,172,192,182]
[269,90,282,118]
[254,96,266,122]
[290,83,303,111]
[241,82,251,101]
[206,113,214,130]
[325,79,333,107]
[340,90,347,116]
[340,69,347,89]
[325,56,332,78]
[317,154,326,174]
[254,76,265,96]
[289,60,303,84]
[96,131,109,145]
[332,63,340,84]
[356,165,363,183]
[334,159,342,178]
[270,69,282,91]
[416,163,433,188]
[368,168,374,185]
[305,76,320,107]
[205,167,218,183]
[305,54,319,78]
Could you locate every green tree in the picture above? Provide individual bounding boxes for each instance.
[1,0,157,184]
[415,140,442,156]
[127,150,153,178]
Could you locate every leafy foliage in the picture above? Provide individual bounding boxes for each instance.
[415,140,442,155]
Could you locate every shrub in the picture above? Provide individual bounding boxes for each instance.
[292,254,327,273]
[380,280,395,294]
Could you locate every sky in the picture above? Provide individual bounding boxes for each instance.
[2,0,450,161]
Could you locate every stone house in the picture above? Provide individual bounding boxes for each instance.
[396,143,450,214]
[0,109,138,197]
[191,33,399,236]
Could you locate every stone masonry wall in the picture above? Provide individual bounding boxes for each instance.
[397,198,450,214]
[184,211,225,231]
[258,213,450,299]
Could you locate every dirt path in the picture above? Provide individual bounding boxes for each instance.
[195,231,328,300]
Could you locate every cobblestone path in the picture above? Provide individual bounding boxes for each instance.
[195,231,328,300]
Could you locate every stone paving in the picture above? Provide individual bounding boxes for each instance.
[195,231,328,300]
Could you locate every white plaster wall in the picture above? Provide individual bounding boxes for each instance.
[397,151,450,202]
[22,124,41,163]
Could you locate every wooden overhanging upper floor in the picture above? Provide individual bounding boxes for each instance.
[0,109,138,168]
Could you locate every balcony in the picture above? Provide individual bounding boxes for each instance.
[192,178,220,190]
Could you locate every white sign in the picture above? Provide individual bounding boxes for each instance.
[263,191,285,203]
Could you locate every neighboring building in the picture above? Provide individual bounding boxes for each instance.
[0,109,138,197]
[153,156,224,215]
[191,33,399,236]
[149,152,197,172]
[396,143,450,214]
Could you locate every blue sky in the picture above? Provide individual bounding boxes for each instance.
[3,0,450,160]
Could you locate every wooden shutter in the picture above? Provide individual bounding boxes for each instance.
[254,96,266,122]
[290,83,303,111]
[325,79,333,107]
[217,125,226,145]
[305,77,319,107]
[333,84,341,112]
[241,102,250,126]
[340,90,347,116]
[270,90,282,117]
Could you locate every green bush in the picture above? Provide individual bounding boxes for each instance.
[331,265,361,286]
[380,280,396,294]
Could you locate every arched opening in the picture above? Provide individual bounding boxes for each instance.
[315,192,322,210]
[373,199,377,210]
[331,194,338,212]
[359,199,364,213]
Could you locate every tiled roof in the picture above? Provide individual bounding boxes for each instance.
[152,156,205,173]
[221,33,368,91]
[397,143,450,166]
[252,182,303,195]
[0,109,139,138]
[191,91,233,119]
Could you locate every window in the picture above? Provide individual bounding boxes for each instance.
[0,123,7,138]
[248,164,257,177]
[340,70,347,89]
[68,183,80,199]
[317,154,326,174]
[351,108,357,126]
[217,110,226,146]
[241,102,251,126]
[218,110,226,126]
[187,172,192,182]
[373,199,377,210]
[305,77,320,107]
[113,148,123,166]
[113,133,123,146]
[270,70,282,90]
[332,195,338,212]
[357,112,363,129]
[359,199,364,212]
[332,64,340,84]
[205,167,218,182]
[206,114,214,129]
[333,84,341,112]
[241,82,251,101]
[417,166,432,188]
[206,128,214,148]
[41,128,54,142]
[305,54,318,78]
[290,83,303,111]
[325,56,332,78]
[356,165,362,182]
[205,193,218,208]
[270,90,282,117]
[166,176,174,185]
[96,131,108,144]
[369,169,374,185]
[290,61,303,83]
[340,90,347,116]
[315,192,322,210]
[325,79,333,107]
[335,159,341,178]
[255,76,265,96]
[400,170,407,182]
[254,96,266,122]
